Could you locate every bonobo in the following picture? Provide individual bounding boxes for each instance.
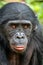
[3,20,32,53]
[0,2,43,65]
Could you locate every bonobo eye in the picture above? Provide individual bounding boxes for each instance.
[9,23,18,29]
[23,24,31,29]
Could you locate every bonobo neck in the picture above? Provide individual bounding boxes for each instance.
[8,52,23,65]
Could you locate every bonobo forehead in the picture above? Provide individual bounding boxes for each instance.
[7,20,32,24]
[1,2,38,25]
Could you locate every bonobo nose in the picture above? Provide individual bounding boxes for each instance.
[16,32,25,39]
[16,36,24,39]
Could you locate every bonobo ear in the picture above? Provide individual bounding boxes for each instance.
[33,25,38,31]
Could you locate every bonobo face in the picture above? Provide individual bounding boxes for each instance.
[3,20,32,53]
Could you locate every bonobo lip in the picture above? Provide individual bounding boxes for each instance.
[15,46,24,51]
[11,44,24,51]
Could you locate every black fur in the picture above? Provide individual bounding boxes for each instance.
[0,2,43,65]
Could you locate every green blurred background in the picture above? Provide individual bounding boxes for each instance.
[0,0,43,24]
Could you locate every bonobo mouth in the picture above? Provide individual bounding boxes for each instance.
[11,45,25,51]
[15,46,24,51]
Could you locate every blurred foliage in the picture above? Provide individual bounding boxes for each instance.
[25,0,43,24]
[0,0,6,8]
[0,0,43,24]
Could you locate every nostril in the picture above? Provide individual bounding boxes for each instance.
[16,36,24,39]
[17,36,20,39]
[22,36,24,39]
